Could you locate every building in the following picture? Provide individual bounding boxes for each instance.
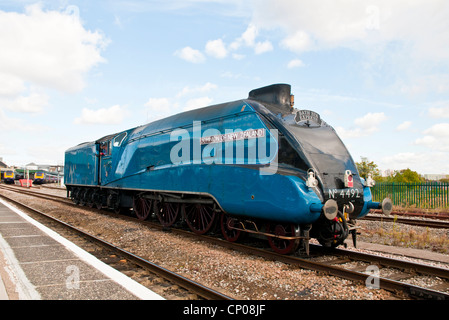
[423,174,449,181]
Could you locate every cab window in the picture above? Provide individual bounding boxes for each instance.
[113,132,127,147]
[100,141,111,155]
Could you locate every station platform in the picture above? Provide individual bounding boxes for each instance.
[0,198,164,300]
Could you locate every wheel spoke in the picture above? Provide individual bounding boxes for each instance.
[184,203,216,235]
[220,214,241,242]
[266,223,300,255]
[133,196,152,220]
[156,202,180,227]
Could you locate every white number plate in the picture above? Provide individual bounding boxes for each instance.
[327,188,361,199]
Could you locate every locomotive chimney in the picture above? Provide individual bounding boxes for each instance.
[248,84,294,115]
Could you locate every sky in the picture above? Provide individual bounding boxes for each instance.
[0,0,449,175]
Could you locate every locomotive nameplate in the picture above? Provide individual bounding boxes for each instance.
[327,188,361,199]
[200,128,265,145]
[295,110,321,125]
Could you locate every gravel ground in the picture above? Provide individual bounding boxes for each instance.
[357,216,449,254]
[3,186,449,300]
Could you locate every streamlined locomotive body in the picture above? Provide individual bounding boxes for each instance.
[65,84,391,254]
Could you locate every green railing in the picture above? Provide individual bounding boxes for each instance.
[371,182,449,209]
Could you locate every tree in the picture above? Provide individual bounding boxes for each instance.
[390,168,424,183]
[355,157,381,180]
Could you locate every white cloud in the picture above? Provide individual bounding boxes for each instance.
[232,53,245,60]
[144,97,176,121]
[414,123,449,152]
[247,0,449,94]
[423,123,449,138]
[221,71,242,79]
[254,40,273,54]
[354,112,387,133]
[335,127,362,140]
[396,121,412,131]
[74,105,128,125]
[176,82,217,97]
[0,4,107,93]
[205,39,228,59]
[4,92,49,114]
[280,31,312,53]
[184,97,213,111]
[380,152,449,174]
[145,98,171,111]
[179,22,273,64]
[174,46,205,63]
[428,103,449,119]
[287,59,305,69]
[240,23,258,47]
[0,74,25,97]
[230,23,273,55]
[0,108,47,133]
[144,83,217,122]
[336,112,387,139]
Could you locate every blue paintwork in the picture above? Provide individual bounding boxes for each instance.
[65,142,98,186]
[360,185,383,217]
[64,97,371,224]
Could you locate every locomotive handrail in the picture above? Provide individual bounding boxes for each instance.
[230,219,307,240]
[140,192,215,204]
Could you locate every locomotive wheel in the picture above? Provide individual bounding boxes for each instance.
[183,203,216,235]
[220,214,241,242]
[92,191,103,210]
[156,202,180,227]
[266,223,300,255]
[79,189,88,206]
[71,188,80,205]
[86,189,94,208]
[133,196,153,220]
[317,212,349,248]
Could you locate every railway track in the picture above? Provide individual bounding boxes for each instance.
[363,214,449,229]
[5,184,449,230]
[370,209,449,220]
[1,184,449,300]
[0,188,232,300]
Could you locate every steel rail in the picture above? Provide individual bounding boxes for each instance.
[316,245,449,279]
[362,214,449,229]
[194,234,449,300]
[369,209,449,221]
[0,192,232,300]
[132,218,449,300]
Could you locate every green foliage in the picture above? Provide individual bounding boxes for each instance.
[389,168,424,183]
[355,157,381,180]
[356,157,424,183]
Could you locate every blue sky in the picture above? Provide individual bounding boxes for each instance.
[1,0,448,175]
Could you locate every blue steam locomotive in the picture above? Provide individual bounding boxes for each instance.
[64,84,392,254]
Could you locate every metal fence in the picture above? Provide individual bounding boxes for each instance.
[371,182,449,209]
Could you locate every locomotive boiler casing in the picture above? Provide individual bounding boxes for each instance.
[80,100,324,224]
